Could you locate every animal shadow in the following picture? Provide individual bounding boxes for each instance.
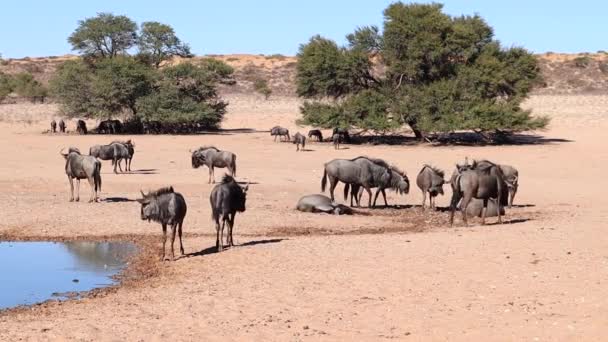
[103,197,136,203]
[300,149,315,152]
[185,238,284,257]
[129,169,159,175]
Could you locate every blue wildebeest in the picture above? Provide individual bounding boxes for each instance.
[346,162,410,207]
[308,129,323,142]
[293,132,306,151]
[321,157,391,207]
[97,120,113,134]
[499,164,519,208]
[58,119,66,133]
[296,194,353,215]
[332,133,342,150]
[60,147,102,202]
[137,187,187,261]
[191,146,237,184]
[416,165,447,211]
[76,120,87,135]
[270,126,290,142]
[110,120,122,134]
[449,159,506,226]
[210,175,249,252]
[50,120,57,133]
[89,142,131,173]
[332,127,350,143]
[111,140,135,172]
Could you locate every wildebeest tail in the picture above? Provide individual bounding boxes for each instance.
[343,183,350,201]
[321,167,328,192]
[232,154,237,177]
[95,161,102,192]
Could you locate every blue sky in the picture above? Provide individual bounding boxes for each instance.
[0,0,605,58]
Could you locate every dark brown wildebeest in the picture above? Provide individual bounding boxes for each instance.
[321,157,391,207]
[76,120,87,135]
[191,146,237,183]
[60,147,102,202]
[332,133,341,150]
[270,126,290,142]
[50,120,57,133]
[210,175,249,252]
[347,164,410,207]
[293,132,306,151]
[308,129,323,142]
[58,119,66,133]
[449,160,506,226]
[137,187,187,261]
[416,165,447,211]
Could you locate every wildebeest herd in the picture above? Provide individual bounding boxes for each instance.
[57,124,520,261]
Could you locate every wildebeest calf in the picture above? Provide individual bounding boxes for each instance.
[60,147,102,202]
[137,187,187,261]
[210,175,248,252]
[293,132,306,151]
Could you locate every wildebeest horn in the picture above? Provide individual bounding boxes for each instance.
[59,148,68,156]
[243,182,250,192]
[140,190,146,198]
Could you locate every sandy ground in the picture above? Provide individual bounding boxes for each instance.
[0,94,607,340]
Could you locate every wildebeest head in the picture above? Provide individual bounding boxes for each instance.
[191,150,206,168]
[59,147,81,160]
[235,181,249,212]
[137,188,173,221]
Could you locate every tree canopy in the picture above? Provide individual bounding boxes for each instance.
[138,21,192,68]
[68,13,138,58]
[296,2,548,140]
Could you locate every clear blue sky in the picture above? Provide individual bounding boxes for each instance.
[0,0,605,58]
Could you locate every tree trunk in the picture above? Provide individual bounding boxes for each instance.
[408,120,424,141]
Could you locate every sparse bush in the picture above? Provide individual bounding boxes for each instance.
[0,72,14,101]
[253,78,272,99]
[599,62,608,74]
[226,57,239,62]
[573,56,592,68]
[12,72,48,101]
[266,54,286,60]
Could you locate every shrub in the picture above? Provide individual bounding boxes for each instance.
[253,78,272,99]
[573,56,592,68]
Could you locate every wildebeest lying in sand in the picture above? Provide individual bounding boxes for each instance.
[110,140,135,172]
[296,194,353,215]
[89,142,132,174]
[346,163,410,207]
[416,165,447,210]
[321,157,391,207]
[308,129,323,142]
[293,132,306,151]
[60,147,102,202]
[210,175,248,252]
[270,126,290,142]
[449,159,506,226]
[50,120,57,133]
[137,187,187,261]
[191,146,237,183]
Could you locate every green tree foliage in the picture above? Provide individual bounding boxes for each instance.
[0,72,14,101]
[136,63,230,129]
[11,72,48,100]
[138,21,192,68]
[68,13,138,58]
[49,60,95,116]
[253,78,272,99]
[296,2,548,140]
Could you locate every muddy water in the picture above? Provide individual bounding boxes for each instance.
[0,241,136,310]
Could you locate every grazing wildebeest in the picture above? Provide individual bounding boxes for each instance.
[449,160,506,226]
[111,140,135,172]
[308,129,323,142]
[296,194,353,215]
[347,164,410,207]
[191,146,237,183]
[321,157,391,207]
[58,119,66,133]
[270,126,290,142]
[332,127,350,143]
[89,142,131,173]
[60,147,102,202]
[416,165,447,211]
[499,164,519,208]
[332,133,342,150]
[76,120,87,135]
[50,120,57,133]
[110,119,122,134]
[137,187,187,261]
[293,132,306,151]
[210,175,248,252]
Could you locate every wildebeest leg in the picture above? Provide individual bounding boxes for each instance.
[87,176,95,202]
[68,176,74,202]
[117,158,124,173]
[75,179,80,202]
[218,218,226,252]
[372,189,381,207]
[113,157,118,174]
[208,166,213,184]
[161,223,167,261]
[215,218,221,250]
[481,198,489,225]
[178,221,185,255]
[449,191,462,226]
[430,195,435,210]
[228,213,236,247]
[460,194,473,226]
[508,188,515,209]
[421,191,426,211]
[328,177,338,202]
[170,223,177,260]
[381,189,388,207]
[364,186,373,207]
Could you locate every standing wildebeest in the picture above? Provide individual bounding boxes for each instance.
[111,140,135,172]
[76,120,87,135]
[416,165,447,211]
[210,175,248,252]
[137,187,187,261]
[270,126,290,142]
[449,160,506,226]
[332,127,350,143]
[58,119,66,133]
[499,164,519,208]
[110,119,122,134]
[347,164,410,207]
[191,146,237,183]
[97,120,112,134]
[89,142,131,173]
[308,129,323,142]
[332,133,342,150]
[60,147,102,202]
[50,120,57,133]
[321,157,391,207]
[293,132,306,151]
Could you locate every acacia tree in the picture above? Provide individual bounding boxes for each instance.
[68,13,138,58]
[296,2,548,141]
[138,21,192,68]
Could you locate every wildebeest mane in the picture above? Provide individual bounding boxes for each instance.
[220,174,236,184]
[148,186,175,197]
[197,145,220,152]
[350,156,390,169]
[421,164,444,178]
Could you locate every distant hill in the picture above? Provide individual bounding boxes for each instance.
[1,53,607,97]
